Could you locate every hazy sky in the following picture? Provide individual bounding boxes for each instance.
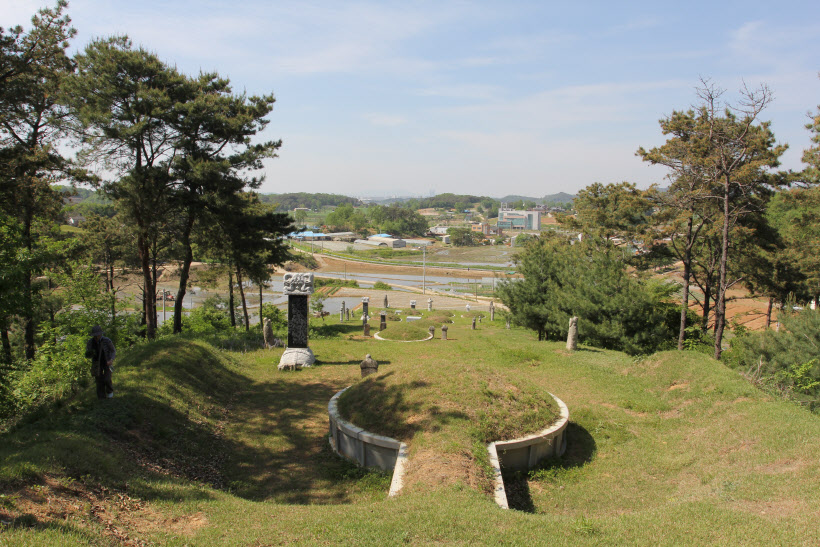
[5,1,820,198]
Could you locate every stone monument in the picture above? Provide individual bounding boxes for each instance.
[363,322,371,337]
[471,317,476,330]
[340,301,346,322]
[361,297,369,321]
[566,316,578,351]
[490,301,495,321]
[427,298,433,311]
[380,310,387,331]
[428,325,435,339]
[360,354,378,377]
[410,300,416,310]
[441,324,448,340]
[263,317,275,349]
[346,308,350,321]
[384,295,389,308]
[278,272,316,370]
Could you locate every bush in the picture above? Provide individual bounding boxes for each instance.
[373,281,392,291]
[724,309,820,411]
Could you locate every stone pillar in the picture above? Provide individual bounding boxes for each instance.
[380,311,387,331]
[566,316,578,351]
[340,301,346,322]
[428,325,435,339]
[363,322,371,337]
[471,317,476,330]
[478,315,482,323]
[410,300,416,310]
[279,273,316,370]
[384,295,389,308]
[360,354,378,377]
[263,317,274,349]
[441,324,448,340]
[427,298,433,311]
[506,317,511,329]
[346,308,350,321]
[490,301,495,321]
[362,297,369,320]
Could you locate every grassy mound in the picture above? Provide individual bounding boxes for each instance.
[375,321,432,341]
[2,313,820,545]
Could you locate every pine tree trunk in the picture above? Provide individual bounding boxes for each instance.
[228,265,236,327]
[174,216,195,334]
[714,176,731,360]
[259,284,264,330]
[1,325,11,364]
[235,265,250,331]
[138,234,157,339]
[765,297,773,329]
[678,215,695,350]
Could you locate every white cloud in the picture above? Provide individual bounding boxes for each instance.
[364,113,407,127]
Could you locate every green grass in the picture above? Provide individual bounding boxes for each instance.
[2,315,820,545]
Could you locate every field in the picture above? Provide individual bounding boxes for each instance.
[2,312,819,545]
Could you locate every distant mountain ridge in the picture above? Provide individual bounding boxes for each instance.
[498,192,575,204]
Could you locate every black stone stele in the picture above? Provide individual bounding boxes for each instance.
[279,272,316,370]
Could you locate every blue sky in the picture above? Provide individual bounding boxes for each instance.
[5,1,820,198]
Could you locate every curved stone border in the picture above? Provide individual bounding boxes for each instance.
[488,393,569,510]
[328,388,409,497]
[373,331,434,342]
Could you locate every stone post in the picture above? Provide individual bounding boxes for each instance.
[567,316,578,351]
[428,325,435,339]
[471,317,476,330]
[478,315,482,323]
[360,354,378,377]
[263,317,274,349]
[427,298,433,311]
[380,311,387,331]
[362,297,369,321]
[441,324,448,340]
[490,301,495,321]
[340,301,346,322]
[410,300,416,310]
[346,308,350,321]
[279,273,316,370]
[506,317,511,329]
[363,322,371,337]
[384,295,389,308]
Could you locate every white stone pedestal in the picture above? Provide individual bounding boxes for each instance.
[278,347,316,370]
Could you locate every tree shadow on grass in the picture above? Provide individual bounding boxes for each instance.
[502,422,596,513]
[315,359,393,366]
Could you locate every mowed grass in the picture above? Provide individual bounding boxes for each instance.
[1,312,820,545]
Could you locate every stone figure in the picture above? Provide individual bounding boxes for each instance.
[363,323,371,337]
[428,325,435,339]
[346,308,350,321]
[471,317,476,330]
[490,301,495,321]
[263,317,275,349]
[427,298,433,311]
[567,316,578,351]
[340,301,346,322]
[441,324,448,340]
[384,295,389,308]
[360,354,378,377]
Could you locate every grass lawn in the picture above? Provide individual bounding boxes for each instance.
[1,312,819,545]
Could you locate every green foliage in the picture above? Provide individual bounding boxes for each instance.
[368,204,428,237]
[725,309,820,410]
[315,278,358,289]
[448,227,483,246]
[310,295,326,318]
[373,281,392,291]
[260,303,287,328]
[498,236,678,354]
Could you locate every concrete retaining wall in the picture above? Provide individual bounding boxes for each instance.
[489,393,569,509]
[328,388,408,497]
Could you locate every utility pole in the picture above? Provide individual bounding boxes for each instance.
[422,245,426,295]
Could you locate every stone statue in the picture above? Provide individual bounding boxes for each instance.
[360,354,378,377]
[567,316,578,351]
[279,273,316,370]
[471,317,476,330]
[428,325,435,339]
[263,317,274,349]
[441,324,448,340]
[427,298,433,311]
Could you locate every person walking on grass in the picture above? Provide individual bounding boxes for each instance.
[86,326,116,399]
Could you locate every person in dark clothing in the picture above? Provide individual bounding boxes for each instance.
[85,325,116,399]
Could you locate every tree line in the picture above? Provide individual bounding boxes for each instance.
[0,1,294,373]
[502,79,820,363]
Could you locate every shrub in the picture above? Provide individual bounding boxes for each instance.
[373,281,392,291]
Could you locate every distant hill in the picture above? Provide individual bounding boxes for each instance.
[498,192,575,204]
